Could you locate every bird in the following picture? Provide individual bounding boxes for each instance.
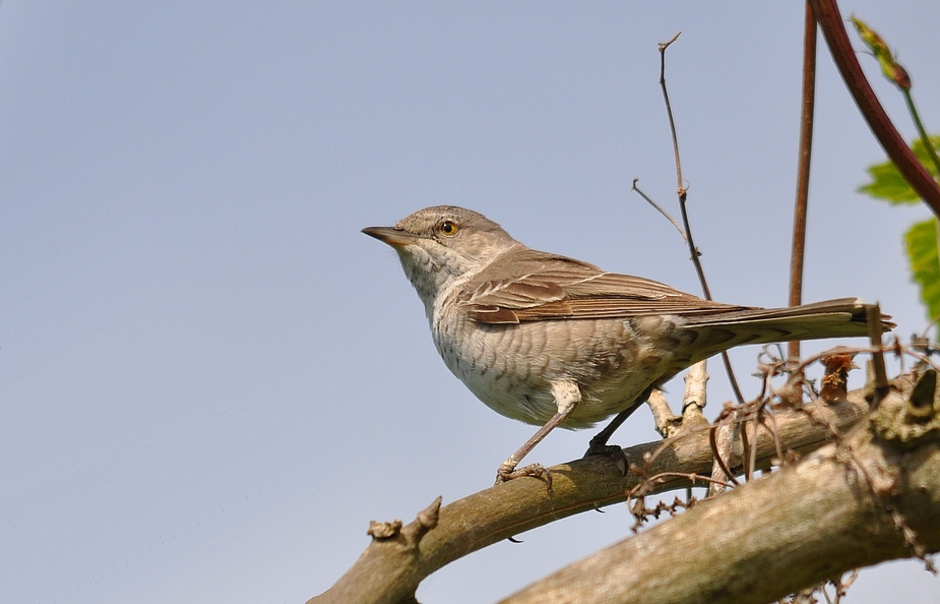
[362,205,890,485]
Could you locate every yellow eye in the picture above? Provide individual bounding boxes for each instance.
[439,220,458,237]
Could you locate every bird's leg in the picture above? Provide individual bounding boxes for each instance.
[583,396,646,473]
[585,407,637,453]
[495,381,580,487]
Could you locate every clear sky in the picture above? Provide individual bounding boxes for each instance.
[2,2,939,603]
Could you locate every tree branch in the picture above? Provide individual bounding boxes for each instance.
[309,377,897,604]
[500,375,940,604]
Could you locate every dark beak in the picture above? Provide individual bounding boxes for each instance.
[361,226,418,247]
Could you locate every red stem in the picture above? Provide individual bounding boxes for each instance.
[789,2,817,360]
[810,0,940,215]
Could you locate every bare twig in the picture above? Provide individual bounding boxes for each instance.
[631,472,735,492]
[867,304,889,407]
[746,409,761,479]
[709,415,739,494]
[657,32,745,405]
[658,31,684,194]
[682,361,708,420]
[647,389,681,438]
[632,179,686,240]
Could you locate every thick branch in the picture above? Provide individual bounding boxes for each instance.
[310,381,887,604]
[501,379,940,604]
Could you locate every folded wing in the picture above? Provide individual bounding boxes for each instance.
[458,248,747,324]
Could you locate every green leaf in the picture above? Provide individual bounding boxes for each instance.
[859,135,940,204]
[905,218,940,327]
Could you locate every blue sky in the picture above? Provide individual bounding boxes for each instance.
[2,3,939,603]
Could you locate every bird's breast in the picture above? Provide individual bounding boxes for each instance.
[427,303,694,428]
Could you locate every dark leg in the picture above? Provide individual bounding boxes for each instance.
[584,398,647,475]
[585,405,640,454]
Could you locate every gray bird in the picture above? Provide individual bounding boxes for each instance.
[363,205,889,484]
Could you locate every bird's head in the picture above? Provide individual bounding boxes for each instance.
[363,205,518,308]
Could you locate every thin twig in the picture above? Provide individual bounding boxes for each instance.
[709,419,740,489]
[634,472,736,490]
[760,411,788,467]
[749,411,762,478]
[646,389,680,438]
[738,408,753,481]
[789,2,817,360]
[658,32,684,194]
[866,304,889,407]
[632,179,687,240]
[658,32,745,405]
[902,89,940,178]
[918,314,940,341]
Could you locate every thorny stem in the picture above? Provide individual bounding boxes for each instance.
[789,2,817,360]
[632,472,735,490]
[638,338,937,491]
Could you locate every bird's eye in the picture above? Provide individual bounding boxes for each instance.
[439,220,458,237]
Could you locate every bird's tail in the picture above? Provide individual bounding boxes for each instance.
[681,297,893,361]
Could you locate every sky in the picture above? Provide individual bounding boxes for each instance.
[2,2,939,603]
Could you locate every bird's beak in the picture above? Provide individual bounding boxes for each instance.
[361,226,418,247]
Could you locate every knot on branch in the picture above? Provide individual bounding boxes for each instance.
[367,519,403,540]
[871,369,940,449]
[402,496,442,545]
[367,497,443,549]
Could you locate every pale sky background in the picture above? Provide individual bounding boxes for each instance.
[2,2,939,603]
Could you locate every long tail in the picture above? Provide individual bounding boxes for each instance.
[681,298,893,361]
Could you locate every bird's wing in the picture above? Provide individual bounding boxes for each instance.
[458,248,748,324]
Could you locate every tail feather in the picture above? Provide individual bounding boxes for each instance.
[681,298,893,361]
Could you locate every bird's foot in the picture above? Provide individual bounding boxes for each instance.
[494,459,553,488]
[583,441,630,476]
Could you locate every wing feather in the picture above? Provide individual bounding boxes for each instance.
[458,249,748,324]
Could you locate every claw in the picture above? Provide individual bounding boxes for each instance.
[495,461,553,488]
[583,443,630,476]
